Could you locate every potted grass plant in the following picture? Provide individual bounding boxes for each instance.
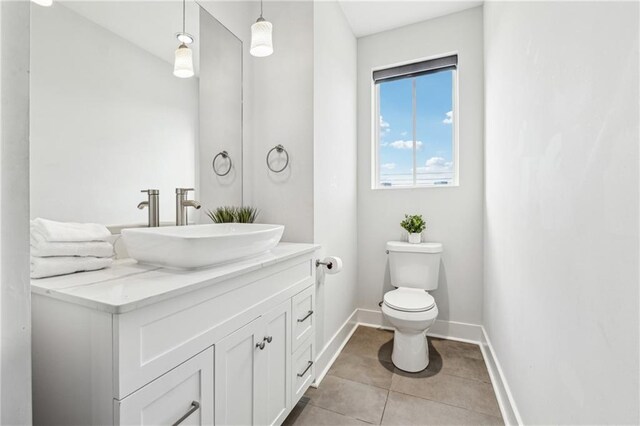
[400,214,426,244]
[206,206,259,224]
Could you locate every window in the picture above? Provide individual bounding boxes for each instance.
[373,55,458,188]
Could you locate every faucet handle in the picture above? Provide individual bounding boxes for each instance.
[176,188,195,195]
[141,189,159,195]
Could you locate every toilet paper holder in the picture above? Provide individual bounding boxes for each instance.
[315,259,335,270]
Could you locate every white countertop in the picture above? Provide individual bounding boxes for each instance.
[31,243,318,314]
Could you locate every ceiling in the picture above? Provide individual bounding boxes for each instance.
[338,1,483,38]
[61,1,201,71]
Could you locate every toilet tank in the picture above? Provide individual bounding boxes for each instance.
[387,241,443,290]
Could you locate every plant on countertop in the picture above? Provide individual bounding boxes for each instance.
[235,206,259,223]
[400,214,426,234]
[206,206,260,224]
[207,206,236,223]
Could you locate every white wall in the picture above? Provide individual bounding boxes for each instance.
[30,3,197,225]
[357,7,484,324]
[250,1,314,243]
[313,0,358,364]
[483,2,639,424]
[1,1,32,423]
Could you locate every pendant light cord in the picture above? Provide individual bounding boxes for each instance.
[260,0,263,19]
[182,0,186,33]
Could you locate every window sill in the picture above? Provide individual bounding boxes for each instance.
[371,183,460,191]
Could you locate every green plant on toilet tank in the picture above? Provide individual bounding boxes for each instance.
[207,206,259,223]
[400,214,426,244]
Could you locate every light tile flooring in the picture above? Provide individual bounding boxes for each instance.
[283,326,503,426]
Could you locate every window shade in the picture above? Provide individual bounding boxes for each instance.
[373,54,458,84]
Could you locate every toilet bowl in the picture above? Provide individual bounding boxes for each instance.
[382,241,443,373]
[382,287,438,372]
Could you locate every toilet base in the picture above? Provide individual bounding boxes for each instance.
[391,329,429,373]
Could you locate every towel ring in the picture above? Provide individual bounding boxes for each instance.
[266,144,289,173]
[212,151,232,177]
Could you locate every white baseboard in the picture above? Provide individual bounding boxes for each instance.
[312,309,359,388]
[312,308,520,425]
[480,327,523,425]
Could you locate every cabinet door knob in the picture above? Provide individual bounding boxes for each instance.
[171,401,200,426]
[265,336,273,343]
[256,341,266,350]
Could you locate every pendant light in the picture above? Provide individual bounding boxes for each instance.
[250,0,273,57]
[173,0,194,78]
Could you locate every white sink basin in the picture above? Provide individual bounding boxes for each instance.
[121,223,285,269]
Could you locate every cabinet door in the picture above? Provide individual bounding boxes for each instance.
[263,300,292,426]
[115,347,214,426]
[214,317,265,426]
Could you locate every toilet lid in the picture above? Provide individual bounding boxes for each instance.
[384,288,435,312]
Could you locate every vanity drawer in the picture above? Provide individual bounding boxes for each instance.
[292,335,315,403]
[115,347,214,426]
[291,285,315,352]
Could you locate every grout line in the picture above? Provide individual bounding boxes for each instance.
[379,389,391,425]
[327,369,393,392]
[305,398,379,425]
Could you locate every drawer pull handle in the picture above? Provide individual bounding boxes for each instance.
[256,341,266,350]
[172,401,200,426]
[297,310,314,322]
[297,361,313,377]
[265,336,273,343]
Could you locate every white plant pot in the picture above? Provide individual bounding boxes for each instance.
[408,233,422,244]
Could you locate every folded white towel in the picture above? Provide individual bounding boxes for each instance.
[30,256,113,279]
[31,218,111,242]
[31,239,114,258]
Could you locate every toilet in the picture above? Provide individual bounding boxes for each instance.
[382,241,443,372]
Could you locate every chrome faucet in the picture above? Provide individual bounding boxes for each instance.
[175,188,201,226]
[138,189,160,227]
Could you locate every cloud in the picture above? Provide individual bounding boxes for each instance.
[380,162,396,170]
[400,131,408,136]
[379,116,390,132]
[389,140,423,150]
[442,111,453,124]
[419,156,453,172]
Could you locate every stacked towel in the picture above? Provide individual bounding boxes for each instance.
[30,218,114,279]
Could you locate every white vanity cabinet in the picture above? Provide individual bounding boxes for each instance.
[31,244,318,426]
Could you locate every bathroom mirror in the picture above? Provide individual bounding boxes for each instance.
[29,1,242,226]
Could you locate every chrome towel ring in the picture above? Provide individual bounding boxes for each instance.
[212,151,232,176]
[266,144,289,173]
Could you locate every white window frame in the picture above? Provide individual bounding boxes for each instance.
[372,55,460,190]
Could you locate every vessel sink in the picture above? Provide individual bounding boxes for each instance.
[121,223,285,269]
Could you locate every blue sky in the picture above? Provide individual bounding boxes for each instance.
[378,70,454,185]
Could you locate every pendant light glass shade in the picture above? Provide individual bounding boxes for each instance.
[250,18,273,57]
[173,44,194,78]
[250,0,273,58]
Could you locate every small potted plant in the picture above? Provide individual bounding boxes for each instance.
[206,206,260,224]
[400,214,426,244]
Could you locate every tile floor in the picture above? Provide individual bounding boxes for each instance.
[283,326,503,426]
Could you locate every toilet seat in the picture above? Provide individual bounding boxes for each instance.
[383,288,435,312]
